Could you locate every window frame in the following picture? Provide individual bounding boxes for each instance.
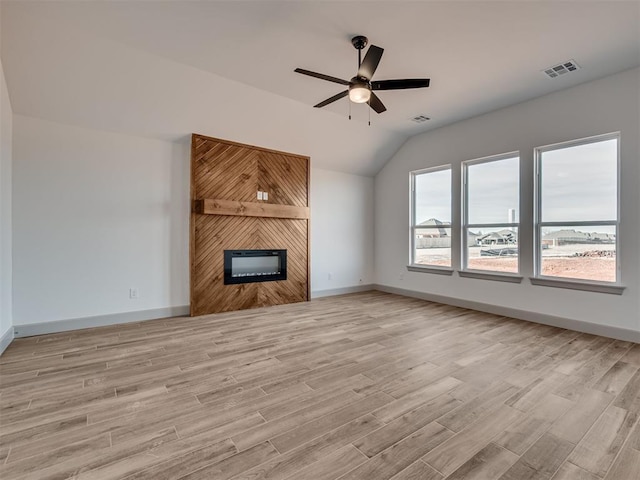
[409,164,453,272]
[461,151,521,277]
[533,132,621,286]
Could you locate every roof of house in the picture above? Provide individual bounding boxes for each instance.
[417,218,450,227]
[543,229,615,240]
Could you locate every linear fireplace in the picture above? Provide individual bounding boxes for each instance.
[224,249,287,285]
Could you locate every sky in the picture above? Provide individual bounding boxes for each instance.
[414,156,519,225]
[415,138,617,232]
[415,168,451,223]
[467,156,519,224]
[541,138,617,222]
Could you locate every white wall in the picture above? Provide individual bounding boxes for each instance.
[0,57,12,340]
[12,116,190,325]
[311,168,374,294]
[375,68,640,334]
[11,116,376,326]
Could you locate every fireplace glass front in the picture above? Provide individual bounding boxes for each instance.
[224,250,287,285]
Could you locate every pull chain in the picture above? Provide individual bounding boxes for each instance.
[368,101,371,126]
[349,100,352,120]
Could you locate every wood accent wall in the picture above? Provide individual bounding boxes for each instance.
[190,134,310,316]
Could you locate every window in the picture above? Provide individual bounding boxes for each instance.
[462,153,520,274]
[411,166,452,268]
[535,133,619,283]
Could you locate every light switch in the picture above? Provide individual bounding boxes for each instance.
[257,191,263,200]
[263,192,268,201]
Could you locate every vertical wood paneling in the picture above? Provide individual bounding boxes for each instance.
[190,134,310,316]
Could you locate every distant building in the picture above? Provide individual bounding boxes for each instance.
[542,229,615,246]
[475,229,517,246]
[416,218,449,238]
[415,219,485,249]
[415,219,450,248]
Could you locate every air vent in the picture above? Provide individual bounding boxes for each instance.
[543,60,580,78]
[411,115,430,123]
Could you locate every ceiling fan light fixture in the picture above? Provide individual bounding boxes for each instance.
[349,85,371,103]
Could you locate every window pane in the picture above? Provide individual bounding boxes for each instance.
[467,227,518,273]
[414,227,451,267]
[467,156,519,224]
[415,169,451,225]
[540,225,616,282]
[541,139,617,222]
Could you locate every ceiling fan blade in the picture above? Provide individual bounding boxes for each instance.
[357,45,384,80]
[314,90,349,108]
[294,68,350,86]
[368,92,387,114]
[372,79,431,90]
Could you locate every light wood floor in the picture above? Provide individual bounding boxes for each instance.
[1,292,639,480]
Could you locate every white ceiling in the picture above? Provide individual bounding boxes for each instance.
[2,1,639,175]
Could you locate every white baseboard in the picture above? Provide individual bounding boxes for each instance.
[374,284,640,343]
[7,286,637,344]
[311,284,375,299]
[12,305,190,338]
[0,327,14,356]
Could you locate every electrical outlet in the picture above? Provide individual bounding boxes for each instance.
[129,288,139,299]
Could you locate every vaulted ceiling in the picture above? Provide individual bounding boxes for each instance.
[2,1,639,175]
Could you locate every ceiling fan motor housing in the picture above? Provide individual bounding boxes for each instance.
[350,77,371,89]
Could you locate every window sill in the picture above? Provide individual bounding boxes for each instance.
[458,270,523,283]
[530,277,625,295]
[407,265,454,276]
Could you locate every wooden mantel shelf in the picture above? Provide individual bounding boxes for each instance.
[194,198,309,220]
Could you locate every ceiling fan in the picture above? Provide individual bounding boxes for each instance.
[294,35,430,114]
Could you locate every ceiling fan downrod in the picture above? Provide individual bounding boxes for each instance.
[351,35,368,70]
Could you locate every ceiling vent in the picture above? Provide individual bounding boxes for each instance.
[411,115,430,123]
[543,60,580,78]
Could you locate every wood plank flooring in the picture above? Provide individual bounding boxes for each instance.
[1,291,639,480]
